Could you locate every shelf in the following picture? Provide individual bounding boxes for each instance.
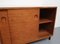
[39,30,51,37]
[39,19,53,24]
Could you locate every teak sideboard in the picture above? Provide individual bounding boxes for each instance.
[0,7,57,44]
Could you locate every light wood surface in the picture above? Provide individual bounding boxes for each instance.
[40,19,53,24]
[0,7,57,44]
[0,10,11,44]
[8,8,39,44]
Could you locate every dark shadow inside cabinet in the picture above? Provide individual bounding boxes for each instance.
[40,8,56,20]
[39,7,57,36]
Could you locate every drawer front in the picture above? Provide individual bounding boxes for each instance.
[8,8,39,44]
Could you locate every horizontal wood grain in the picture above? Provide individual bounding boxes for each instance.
[0,7,57,44]
[27,30,51,43]
[8,8,39,44]
[0,10,11,44]
[39,30,51,37]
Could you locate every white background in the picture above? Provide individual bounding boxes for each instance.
[0,0,60,28]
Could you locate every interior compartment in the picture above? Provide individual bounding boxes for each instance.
[40,8,56,21]
[39,23,52,31]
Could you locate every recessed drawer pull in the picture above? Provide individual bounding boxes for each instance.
[1,17,6,23]
[34,15,38,18]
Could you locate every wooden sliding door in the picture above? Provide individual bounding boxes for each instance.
[0,10,11,44]
[8,8,39,44]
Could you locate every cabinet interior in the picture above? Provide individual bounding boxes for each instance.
[39,7,57,37]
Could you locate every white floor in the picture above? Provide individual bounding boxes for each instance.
[31,27,60,44]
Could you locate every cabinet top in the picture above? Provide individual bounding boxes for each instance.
[0,7,57,10]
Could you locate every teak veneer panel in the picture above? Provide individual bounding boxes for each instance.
[0,10,11,44]
[8,8,39,44]
[0,7,57,44]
